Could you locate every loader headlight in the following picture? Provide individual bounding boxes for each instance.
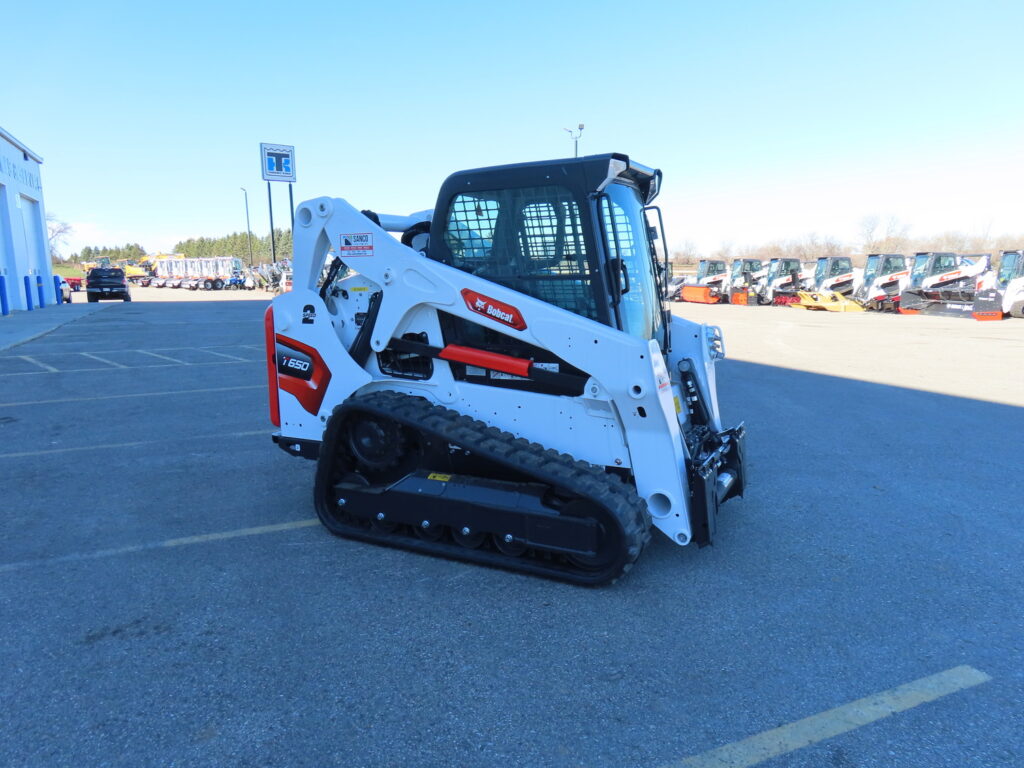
[705,325,725,361]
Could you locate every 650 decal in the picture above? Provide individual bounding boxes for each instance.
[277,346,314,381]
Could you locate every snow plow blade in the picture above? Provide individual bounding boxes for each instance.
[789,291,865,312]
[899,289,975,318]
[680,285,722,304]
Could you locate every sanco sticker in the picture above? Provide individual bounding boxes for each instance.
[339,233,373,257]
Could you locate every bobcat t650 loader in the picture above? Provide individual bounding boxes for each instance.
[266,154,746,585]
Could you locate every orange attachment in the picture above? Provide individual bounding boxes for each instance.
[680,285,720,304]
[729,289,751,306]
[972,311,1003,322]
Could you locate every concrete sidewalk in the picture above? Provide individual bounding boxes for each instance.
[0,301,109,351]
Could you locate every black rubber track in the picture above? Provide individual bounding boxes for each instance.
[313,390,651,586]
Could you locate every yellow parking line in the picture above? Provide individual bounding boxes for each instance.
[0,430,266,459]
[0,519,320,574]
[669,665,992,768]
[0,384,264,408]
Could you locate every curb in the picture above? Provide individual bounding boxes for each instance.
[0,303,112,352]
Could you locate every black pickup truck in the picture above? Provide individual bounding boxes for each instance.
[86,268,132,302]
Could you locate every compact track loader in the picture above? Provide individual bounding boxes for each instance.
[673,259,727,303]
[853,254,909,311]
[266,154,745,585]
[724,259,764,305]
[756,258,805,304]
[811,256,858,295]
[898,252,992,317]
[973,250,1024,320]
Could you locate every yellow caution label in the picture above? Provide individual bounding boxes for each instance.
[350,286,369,292]
[427,472,451,482]
[673,396,682,414]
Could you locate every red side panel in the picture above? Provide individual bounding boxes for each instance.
[439,344,532,378]
[264,306,280,427]
[461,289,527,330]
[275,334,333,416]
[972,312,1003,322]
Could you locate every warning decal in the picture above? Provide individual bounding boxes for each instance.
[340,233,374,257]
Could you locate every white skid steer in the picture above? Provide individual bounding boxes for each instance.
[265,154,745,585]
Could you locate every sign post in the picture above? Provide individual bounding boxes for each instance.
[260,143,296,264]
[267,182,276,263]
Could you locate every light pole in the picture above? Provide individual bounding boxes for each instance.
[564,123,584,158]
[240,187,254,266]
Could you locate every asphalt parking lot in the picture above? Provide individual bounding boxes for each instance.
[1,299,1021,767]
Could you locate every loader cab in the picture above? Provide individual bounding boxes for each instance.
[730,259,762,282]
[429,153,666,347]
[909,252,957,288]
[997,251,1024,287]
[864,254,883,284]
[767,258,802,284]
[696,259,726,282]
[878,255,906,277]
[813,256,853,288]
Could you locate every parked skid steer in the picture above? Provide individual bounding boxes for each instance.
[898,252,992,317]
[724,258,764,305]
[266,154,746,585]
[675,259,727,304]
[973,250,1024,320]
[853,254,909,311]
[757,257,805,304]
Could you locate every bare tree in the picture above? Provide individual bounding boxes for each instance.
[858,215,909,255]
[670,239,701,266]
[46,214,73,262]
[709,241,734,261]
[858,215,880,249]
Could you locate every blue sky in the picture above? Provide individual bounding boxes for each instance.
[4,0,1022,256]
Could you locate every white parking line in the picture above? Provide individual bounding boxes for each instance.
[17,355,59,373]
[0,430,266,459]
[669,665,992,768]
[79,351,127,368]
[138,349,188,363]
[201,349,249,361]
[0,519,321,574]
[0,359,260,376]
[0,384,264,408]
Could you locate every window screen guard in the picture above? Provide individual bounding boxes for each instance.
[443,185,599,320]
